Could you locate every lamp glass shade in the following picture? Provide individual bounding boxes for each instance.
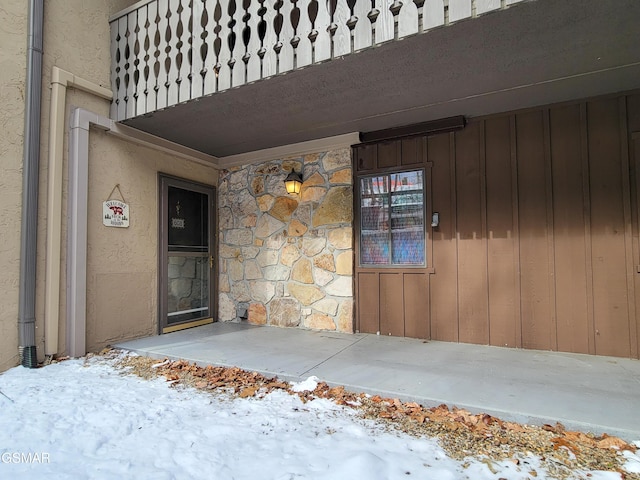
[284,172,302,194]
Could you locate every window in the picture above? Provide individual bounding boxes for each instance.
[359,169,426,266]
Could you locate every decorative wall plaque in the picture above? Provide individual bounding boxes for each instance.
[103,184,129,228]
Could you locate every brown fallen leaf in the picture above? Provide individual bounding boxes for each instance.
[409,414,426,424]
[597,434,636,451]
[328,386,345,397]
[239,386,258,398]
[551,437,580,455]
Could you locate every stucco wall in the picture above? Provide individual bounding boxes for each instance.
[218,151,354,332]
[0,1,28,371]
[83,132,217,352]
[29,0,219,360]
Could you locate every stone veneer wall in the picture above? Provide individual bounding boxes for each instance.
[218,148,354,332]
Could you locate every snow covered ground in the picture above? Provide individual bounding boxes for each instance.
[0,354,638,480]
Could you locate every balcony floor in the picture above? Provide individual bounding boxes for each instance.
[121,0,640,157]
[115,321,640,441]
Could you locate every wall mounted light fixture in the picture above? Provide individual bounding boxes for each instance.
[284,171,303,195]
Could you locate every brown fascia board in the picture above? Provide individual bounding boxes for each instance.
[358,116,466,144]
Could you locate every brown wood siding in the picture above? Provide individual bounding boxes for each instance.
[380,273,405,336]
[354,92,640,358]
[404,273,430,339]
[587,99,630,357]
[357,272,379,334]
[632,132,640,358]
[455,124,490,344]
[515,110,555,351]
[429,134,459,342]
[548,105,590,354]
[629,94,640,358]
[485,116,519,348]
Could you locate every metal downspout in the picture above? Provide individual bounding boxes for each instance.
[18,0,44,368]
[45,67,214,359]
[44,68,111,360]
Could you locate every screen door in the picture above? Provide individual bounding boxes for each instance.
[159,175,216,333]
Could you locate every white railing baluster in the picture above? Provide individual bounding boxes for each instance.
[110,19,121,119]
[260,0,278,78]
[353,0,372,50]
[206,0,222,94]
[332,0,351,56]
[125,13,137,118]
[216,0,232,91]
[423,0,445,30]
[146,1,160,112]
[448,0,472,23]
[138,4,151,114]
[191,0,206,98]
[313,0,331,62]
[244,0,262,81]
[374,0,393,44]
[176,0,192,103]
[155,0,170,109]
[165,0,181,107]
[277,0,295,72]
[397,0,419,39]
[230,0,247,86]
[476,0,500,15]
[133,7,147,116]
[296,0,314,67]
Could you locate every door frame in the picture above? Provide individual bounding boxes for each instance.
[352,139,434,339]
[158,174,217,334]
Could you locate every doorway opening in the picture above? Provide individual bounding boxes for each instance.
[159,175,216,334]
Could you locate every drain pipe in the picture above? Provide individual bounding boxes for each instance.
[18,0,44,368]
[46,70,216,359]
[44,68,112,360]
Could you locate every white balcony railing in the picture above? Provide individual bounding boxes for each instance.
[110,0,523,121]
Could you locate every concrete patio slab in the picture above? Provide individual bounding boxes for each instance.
[115,322,640,441]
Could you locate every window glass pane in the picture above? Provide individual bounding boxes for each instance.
[390,171,425,265]
[359,170,426,267]
[168,187,209,252]
[360,176,390,264]
[167,254,210,324]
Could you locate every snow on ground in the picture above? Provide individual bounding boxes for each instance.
[0,355,633,480]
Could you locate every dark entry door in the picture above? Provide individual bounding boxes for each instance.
[159,175,216,333]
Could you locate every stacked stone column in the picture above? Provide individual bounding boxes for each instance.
[218,148,354,332]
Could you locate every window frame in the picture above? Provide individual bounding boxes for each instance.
[357,167,430,269]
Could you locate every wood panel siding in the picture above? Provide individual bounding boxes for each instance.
[549,105,590,354]
[628,94,640,359]
[404,273,430,339]
[429,134,459,342]
[632,130,640,359]
[515,111,555,351]
[455,124,490,345]
[357,272,379,334]
[354,92,640,358]
[380,273,405,336]
[587,99,630,357]
[485,116,519,348]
